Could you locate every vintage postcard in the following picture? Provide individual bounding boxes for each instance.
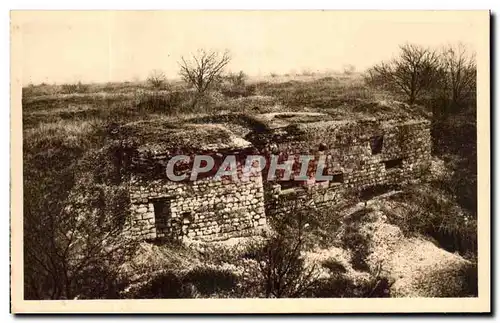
[10,10,490,313]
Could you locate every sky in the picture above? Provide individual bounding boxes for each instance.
[12,11,488,85]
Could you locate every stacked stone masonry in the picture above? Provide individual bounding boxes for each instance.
[256,119,432,218]
[126,116,431,242]
[127,166,267,241]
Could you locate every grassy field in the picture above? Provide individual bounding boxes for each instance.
[22,72,477,299]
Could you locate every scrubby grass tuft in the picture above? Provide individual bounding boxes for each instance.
[184,266,238,296]
[385,184,477,258]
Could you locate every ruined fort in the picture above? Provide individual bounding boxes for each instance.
[123,108,432,242]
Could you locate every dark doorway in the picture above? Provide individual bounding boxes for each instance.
[152,198,172,236]
[370,135,384,155]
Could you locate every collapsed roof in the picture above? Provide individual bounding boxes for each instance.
[121,99,430,156]
[121,119,252,155]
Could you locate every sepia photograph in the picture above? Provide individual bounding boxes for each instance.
[10,10,490,313]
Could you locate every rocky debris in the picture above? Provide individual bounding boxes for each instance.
[304,246,373,284]
[362,204,475,297]
[303,200,475,298]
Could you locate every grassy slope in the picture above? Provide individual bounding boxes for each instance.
[22,73,477,298]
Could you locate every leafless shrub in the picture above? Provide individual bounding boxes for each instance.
[179,49,231,98]
[146,69,167,90]
[365,44,441,104]
[438,43,476,106]
[247,196,324,298]
[252,234,319,298]
[219,71,256,98]
[61,81,90,94]
[225,70,247,88]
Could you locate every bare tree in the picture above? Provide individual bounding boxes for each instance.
[439,43,476,105]
[178,49,231,96]
[366,44,441,104]
[255,234,319,298]
[147,69,167,90]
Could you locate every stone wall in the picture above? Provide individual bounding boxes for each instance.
[126,166,267,242]
[126,117,432,242]
[254,119,432,218]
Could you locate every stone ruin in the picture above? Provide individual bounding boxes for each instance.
[123,111,432,242]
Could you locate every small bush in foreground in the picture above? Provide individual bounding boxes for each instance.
[247,235,319,298]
